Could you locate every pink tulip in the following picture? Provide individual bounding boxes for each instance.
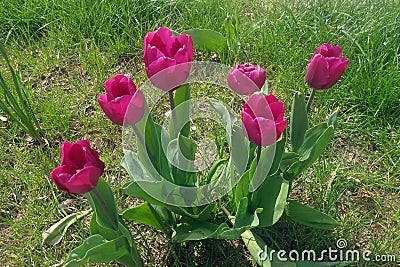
[143,27,193,91]
[241,94,287,146]
[50,140,105,194]
[306,43,349,90]
[98,74,144,126]
[227,63,266,95]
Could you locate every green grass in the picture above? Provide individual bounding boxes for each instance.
[1,0,399,266]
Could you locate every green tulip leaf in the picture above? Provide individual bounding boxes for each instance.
[89,213,119,241]
[121,202,168,233]
[172,221,230,242]
[167,133,197,187]
[173,83,191,137]
[285,200,341,230]
[187,28,227,54]
[251,175,289,227]
[268,131,287,176]
[42,209,91,246]
[135,116,172,182]
[233,197,262,230]
[290,93,309,152]
[86,179,118,231]
[279,152,300,172]
[241,230,272,267]
[206,158,228,184]
[64,235,130,267]
[284,125,334,180]
[235,169,251,206]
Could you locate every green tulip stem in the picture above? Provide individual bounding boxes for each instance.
[168,91,178,137]
[91,188,118,230]
[256,145,262,164]
[306,87,317,112]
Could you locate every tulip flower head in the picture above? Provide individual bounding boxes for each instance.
[306,43,349,90]
[98,74,144,126]
[50,140,105,194]
[241,94,288,147]
[143,27,193,92]
[227,63,266,95]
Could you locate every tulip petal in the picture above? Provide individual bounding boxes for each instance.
[98,94,118,124]
[146,46,166,66]
[275,118,288,139]
[151,27,175,57]
[325,58,349,89]
[265,94,278,105]
[124,90,145,125]
[66,166,102,194]
[255,117,277,147]
[50,165,76,193]
[269,102,285,122]
[245,94,274,120]
[248,68,266,89]
[242,111,261,146]
[306,54,330,90]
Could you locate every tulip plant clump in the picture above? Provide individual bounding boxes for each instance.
[44,26,348,266]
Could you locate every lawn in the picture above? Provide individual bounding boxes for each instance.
[0,0,399,266]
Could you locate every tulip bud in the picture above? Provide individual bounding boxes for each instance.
[227,63,266,95]
[241,94,287,146]
[306,43,349,90]
[50,140,105,194]
[143,27,193,92]
[98,74,144,126]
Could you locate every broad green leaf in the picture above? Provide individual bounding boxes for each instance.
[86,179,118,231]
[290,93,308,152]
[285,126,334,180]
[241,230,271,267]
[268,132,287,175]
[122,180,167,207]
[233,197,262,229]
[121,202,168,233]
[187,29,227,54]
[297,123,328,160]
[167,134,197,187]
[285,200,341,230]
[89,213,119,241]
[206,158,228,184]
[42,209,91,246]
[135,116,172,181]
[249,145,275,192]
[251,175,289,227]
[64,235,131,267]
[122,179,213,221]
[234,170,251,206]
[172,221,230,242]
[279,152,299,172]
[173,83,190,137]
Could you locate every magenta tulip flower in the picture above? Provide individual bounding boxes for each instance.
[143,27,193,92]
[242,94,287,147]
[306,43,349,90]
[50,140,105,194]
[98,74,144,126]
[227,63,266,95]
